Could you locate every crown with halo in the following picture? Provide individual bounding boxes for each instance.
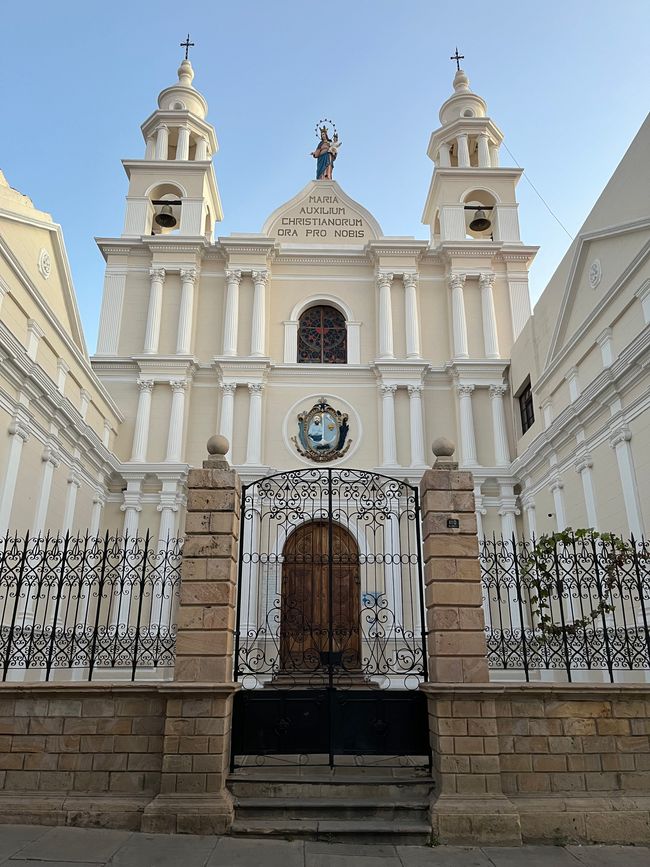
[315,118,338,140]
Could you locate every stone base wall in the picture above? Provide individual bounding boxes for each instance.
[423,682,650,845]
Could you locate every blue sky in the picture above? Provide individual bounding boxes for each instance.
[2,1,648,351]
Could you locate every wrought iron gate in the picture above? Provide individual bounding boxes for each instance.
[231,468,430,768]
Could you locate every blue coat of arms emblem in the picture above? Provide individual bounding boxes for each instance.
[292,399,352,462]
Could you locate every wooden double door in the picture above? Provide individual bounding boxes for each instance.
[280,521,360,672]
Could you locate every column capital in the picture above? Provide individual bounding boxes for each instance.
[407,384,423,396]
[225,269,242,284]
[609,425,632,449]
[67,470,82,489]
[549,475,564,493]
[221,382,237,396]
[456,382,475,396]
[8,415,30,442]
[479,272,495,290]
[247,382,265,395]
[56,358,70,375]
[157,492,180,513]
[26,319,45,340]
[489,384,507,399]
[180,268,198,284]
[170,378,189,394]
[402,272,419,290]
[376,271,394,289]
[137,378,155,393]
[448,272,466,291]
[155,123,169,133]
[41,445,61,467]
[251,269,269,286]
[149,267,166,282]
[80,387,91,403]
[92,489,107,508]
[380,384,397,396]
[575,453,593,473]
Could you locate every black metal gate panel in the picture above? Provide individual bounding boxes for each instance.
[232,468,429,767]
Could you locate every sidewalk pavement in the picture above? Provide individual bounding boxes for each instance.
[0,824,647,867]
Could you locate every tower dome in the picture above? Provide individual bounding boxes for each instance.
[157,58,208,120]
[438,68,488,125]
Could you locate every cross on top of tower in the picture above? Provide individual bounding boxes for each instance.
[450,47,464,70]
[180,34,195,61]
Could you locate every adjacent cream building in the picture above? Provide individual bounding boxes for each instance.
[0,56,648,544]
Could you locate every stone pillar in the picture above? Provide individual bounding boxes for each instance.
[89,489,105,537]
[408,385,426,467]
[176,126,190,160]
[176,268,197,355]
[131,379,154,462]
[155,124,169,160]
[144,268,165,355]
[576,454,599,530]
[0,413,30,535]
[474,483,487,540]
[377,272,394,359]
[142,436,240,835]
[219,383,236,462]
[380,384,397,467]
[550,475,568,530]
[609,425,645,538]
[438,142,451,167]
[522,497,537,538]
[121,478,143,538]
[420,438,488,684]
[403,273,421,358]
[250,270,268,357]
[479,273,500,358]
[489,385,510,467]
[195,137,209,160]
[145,135,155,160]
[79,389,91,421]
[165,379,188,462]
[245,383,264,465]
[222,270,241,356]
[33,444,60,534]
[62,470,81,533]
[498,483,519,540]
[449,273,468,358]
[456,133,470,167]
[56,359,69,394]
[478,133,491,167]
[456,383,477,466]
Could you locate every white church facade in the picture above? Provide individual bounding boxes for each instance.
[0,55,648,546]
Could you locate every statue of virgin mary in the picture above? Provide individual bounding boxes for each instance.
[311,126,338,180]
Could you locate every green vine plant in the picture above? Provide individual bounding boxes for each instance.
[521,528,636,637]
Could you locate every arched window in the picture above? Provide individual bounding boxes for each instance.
[297,305,347,364]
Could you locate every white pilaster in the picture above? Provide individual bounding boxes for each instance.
[165,379,188,462]
[33,445,60,534]
[154,124,169,160]
[449,273,468,358]
[245,383,264,465]
[522,498,537,539]
[347,322,361,364]
[596,327,614,368]
[636,279,650,324]
[478,133,491,167]
[102,420,111,449]
[219,383,236,462]
[438,142,451,167]
[566,367,581,402]
[79,389,91,421]
[479,273,500,358]
[176,268,198,355]
[131,379,154,463]
[176,126,190,161]
[456,133,470,167]
[0,280,9,314]
[506,275,532,341]
[143,268,166,355]
[474,484,487,540]
[498,484,519,540]
[377,272,394,359]
[96,269,127,355]
[380,384,397,467]
[145,136,155,160]
[195,137,209,160]
[489,385,510,467]
[223,270,242,356]
[26,320,44,361]
[382,512,403,628]
[56,359,69,394]
[576,454,598,530]
[403,273,421,359]
[456,383,477,467]
[541,399,553,430]
[89,489,105,537]
[550,476,568,531]
[250,271,268,357]
[609,426,645,539]
[489,143,499,167]
[62,470,81,533]
[121,481,142,538]
[0,414,30,534]
[407,385,426,467]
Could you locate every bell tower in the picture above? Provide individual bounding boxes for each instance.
[120,55,222,240]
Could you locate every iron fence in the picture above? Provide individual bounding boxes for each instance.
[0,532,182,681]
[480,533,650,681]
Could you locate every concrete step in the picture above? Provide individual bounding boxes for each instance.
[230,818,433,844]
[233,796,430,821]
[228,775,435,802]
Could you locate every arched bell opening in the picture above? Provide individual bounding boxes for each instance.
[147,183,183,236]
[279,520,360,675]
[462,188,497,240]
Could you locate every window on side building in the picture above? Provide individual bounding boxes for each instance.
[517,378,535,434]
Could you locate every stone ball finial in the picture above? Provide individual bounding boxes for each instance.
[207,434,229,457]
[432,437,456,459]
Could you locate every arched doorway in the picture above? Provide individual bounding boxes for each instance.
[280,521,360,673]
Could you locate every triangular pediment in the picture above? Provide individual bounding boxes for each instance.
[262,180,383,245]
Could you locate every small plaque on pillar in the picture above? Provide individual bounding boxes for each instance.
[447,518,460,529]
